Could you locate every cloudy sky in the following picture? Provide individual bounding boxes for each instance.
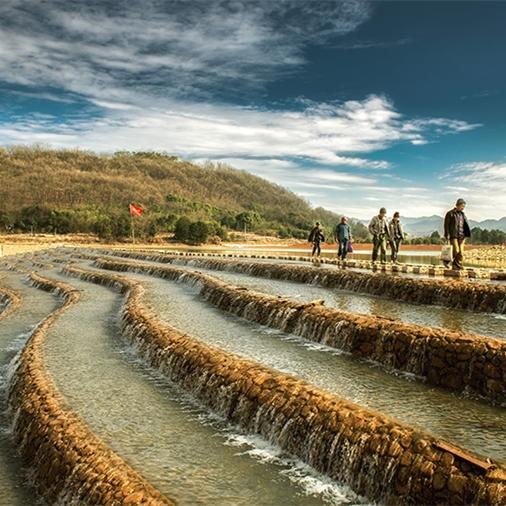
[0,0,505,220]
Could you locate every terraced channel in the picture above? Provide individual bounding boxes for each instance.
[35,268,361,505]
[88,252,506,339]
[0,269,58,505]
[106,251,506,313]
[2,248,506,505]
[196,267,506,338]
[72,261,506,462]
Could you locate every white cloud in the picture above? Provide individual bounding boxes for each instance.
[0,0,493,219]
[0,0,370,102]
[0,95,480,170]
[439,161,506,219]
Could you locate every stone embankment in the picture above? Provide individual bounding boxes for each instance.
[104,250,506,313]
[93,257,506,404]
[8,272,172,505]
[94,247,506,280]
[63,264,506,505]
[0,286,21,320]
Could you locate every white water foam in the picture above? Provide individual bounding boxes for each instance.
[223,432,370,505]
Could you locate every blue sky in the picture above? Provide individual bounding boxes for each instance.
[0,0,505,220]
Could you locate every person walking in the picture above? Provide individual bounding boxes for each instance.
[444,198,471,270]
[308,222,325,258]
[335,216,352,261]
[388,212,405,263]
[368,208,390,263]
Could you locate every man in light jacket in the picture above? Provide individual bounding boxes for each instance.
[443,198,471,270]
[388,212,405,263]
[368,207,390,263]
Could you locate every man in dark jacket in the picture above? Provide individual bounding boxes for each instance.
[335,216,352,261]
[308,222,325,257]
[388,212,405,263]
[444,198,471,270]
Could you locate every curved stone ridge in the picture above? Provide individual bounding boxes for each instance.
[64,264,506,506]
[94,257,506,404]
[0,286,21,320]
[103,250,506,314]
[8,272,172,506]
[0,286,21,321]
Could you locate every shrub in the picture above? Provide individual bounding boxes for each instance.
[188,221,209,244]
[174,216,191,241]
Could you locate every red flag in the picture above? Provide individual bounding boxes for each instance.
[129,203,143,217]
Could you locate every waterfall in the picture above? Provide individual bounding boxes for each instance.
[92,257,506,405]
[63,263,506,505]
[7,272,171,506]
[103,250,506,314]
[0,287,21,320]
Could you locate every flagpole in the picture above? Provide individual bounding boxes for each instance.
[131,214,135,244]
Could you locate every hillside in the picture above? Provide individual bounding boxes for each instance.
[0,146,350,240]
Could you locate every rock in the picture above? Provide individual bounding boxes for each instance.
[447,474,467,495]
[433,471,447,491]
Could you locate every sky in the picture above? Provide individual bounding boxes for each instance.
[0,0,505,220]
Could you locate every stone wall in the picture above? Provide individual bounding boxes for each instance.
[0,286,21,321]
[105,250,506,314]
[93,257,506,404]
[64,264,506,506]
[7,272,172,505]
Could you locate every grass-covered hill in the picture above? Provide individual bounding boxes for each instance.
[0,146,366,241]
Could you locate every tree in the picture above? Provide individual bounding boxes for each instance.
[93,216,113,240]
[220,214,236,229]
[188,221,209,244]
[429,230,442,245]
[18,205,52,232]
[174,216,191,241]
[235,211,261,232]
[350,221,369,242]
[471,227,482,243]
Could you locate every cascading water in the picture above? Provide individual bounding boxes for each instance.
[93,257,506,403]
[111,268,506,459]
[0,270,60,505]
[37,268,362,505]
[104,250,506,313]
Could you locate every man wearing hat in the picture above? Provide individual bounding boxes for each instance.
[368,207,390,263]
[444,198,471,270]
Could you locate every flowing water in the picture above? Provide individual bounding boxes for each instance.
[2,250,505,504]
[86,251,506,339]
[184,266,506,339]
[39,269,365,505]
[115,269,506,463]
[0,269,58,505]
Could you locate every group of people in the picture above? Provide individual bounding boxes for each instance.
[308,198,471,270]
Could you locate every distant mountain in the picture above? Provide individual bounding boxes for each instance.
[476,217,506,231]
[392,215,506,236]
[400,215,444,236]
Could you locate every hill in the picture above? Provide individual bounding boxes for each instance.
[0,146,355,240]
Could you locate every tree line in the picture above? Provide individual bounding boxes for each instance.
[403,228,506,245]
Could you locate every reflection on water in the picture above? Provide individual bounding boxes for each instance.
[132,271,506,463]
[42,271,362,505]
